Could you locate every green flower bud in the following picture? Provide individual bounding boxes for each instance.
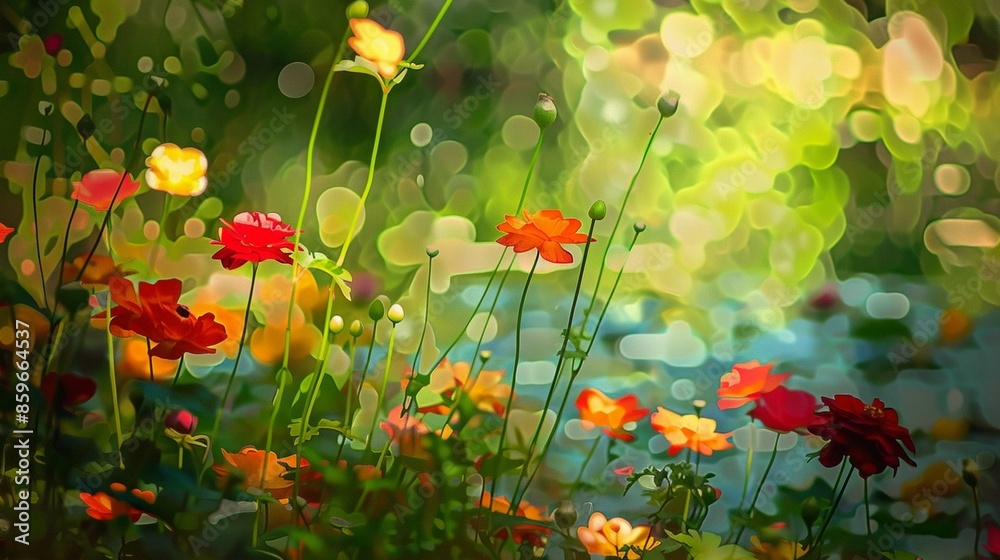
[158,94,173,118]
[657,90,680,119]
[76,114,96,140]
[633,221,647,233]
[553,500,577,530]
[801,496,821,528]
[479,350,492,363]
[533,93,557,130]
[962,458,979,488]
[388,304,404,324]
[329,315,345,334]
[588,200,607,221]
[347,1,369,19]
[368,299,385,322]
[426,246,440,258]
[349,319,364,338]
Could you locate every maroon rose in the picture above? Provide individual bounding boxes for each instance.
[749,385,820,433]
[808,394,916,479]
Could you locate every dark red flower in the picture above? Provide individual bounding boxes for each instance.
[41,372,96,410]
[99,277,227,360]
[808,394,916,479]
[748,385,820,433]
[210,212,297,270]
[164,409,198,435]
[43,34,62,55]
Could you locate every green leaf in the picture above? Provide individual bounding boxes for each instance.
[299,254,354,301]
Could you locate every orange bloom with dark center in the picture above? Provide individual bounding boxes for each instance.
[213,446,307,499]
[496,209,593,264]
[479,492,552,547]
[211,211,298,270]
[80,483,155,522]
[72,169,140,211]
[348,18,405,78]
[99,277,227,360]
[576,512,660,559]
[575,388,649,442]
[808,394,916,479]
[717,360,790,410]
[650,407,733,456]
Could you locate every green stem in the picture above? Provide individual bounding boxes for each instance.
[809,464,853,555]
[254,375,287,548]
[403,252,435,415]
[405,0,454,64]
[514,132,544,213]
[171,355,185,387]
[335,337,359,465]
[864,477,872,543]
[734,433,780,545]
[55,199,79,302]
[509,215,597,510]
[145,337,155,383]
[580,116,663,333]
[31,127,50,312]
[973,485,982,559]
[367,323,399,453]
[488,254,539,506]
[102,227,124,468]
[207,263,257,463]
[737,421,755,512]
[147,193,171,274]
[571,437,601,489]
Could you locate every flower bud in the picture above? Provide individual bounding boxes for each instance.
[329,315,345,334]
[479,350,492,363]
[349,319,364,338]
[426,246,440,258]
[962,458,979,488]
[158,94,173,118]
[347,0,369,18]
[165,409,197,435]
[77,114,96,140]
[533,93,557,130]
[388,304,405,323]
[553,500,577,530]
[801,496,821,528]
[588,200,607,221]
[368,299,385,321]
[657,90,680,119]
[633,221,647,233]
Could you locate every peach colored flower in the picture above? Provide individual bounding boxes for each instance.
[145,143,208,196]
[650,407,733,456]
[576,512,659,559]
[404,359,512,416]
[348,18,405,78]
[717,360,790,410]
[213,446,306,499]
[575,388,649,442]
[72,169,140,211]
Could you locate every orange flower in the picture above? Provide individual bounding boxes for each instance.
[575,388,649,442]
[479,492,552,546]
[404,359,512,416]
[348,18,405,78]
[0,222,13,242]
[496,209,594,264]
[72,169,140,211]
[576,512,660,559]
[749,536,809,559]
[62,255,133,287]
[80,483,155,522]
[145,143,208,196]
[213,446,306,499]
[717,360,790,410]
[117,336,179,381]
[650,407,733,456]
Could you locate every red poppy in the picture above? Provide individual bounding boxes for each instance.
[0,222,14,242]
[808,394,916,479]
[72,169,141,212]
[99,277,228,360]
[496,209,593,264]
[211,211,298,270]
[748,385,819,433]
[41,372,97,410]
[717,360,790,410]
[575,388,649,442]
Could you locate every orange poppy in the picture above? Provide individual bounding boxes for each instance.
[213,446,306,499]
[717,360,790,410]
[348,18,405,78]
[80,482,155,522]
[575,388,649,442]
[479,492,552,547]
[496,209,594,264]
[650,407,733,456]
[576,512,660,559]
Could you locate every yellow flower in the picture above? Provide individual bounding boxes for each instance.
[348,18,405,78]
[749,536,809,559]
[145,143,209,196]
[576,512,660,559]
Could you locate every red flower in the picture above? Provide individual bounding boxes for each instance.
[164,409,198,435]
[72,169,141,212]
[0,222,14,242]
[41,372,97,410]
[985,523,1000,555]
[80,483,155,522]
[717,360,790,410]
[575,388,649,442]
[211,212,297,270]
[748,385,819,433]
[808,394,916,479]
[99,277,227,360]
[496,209,593,264]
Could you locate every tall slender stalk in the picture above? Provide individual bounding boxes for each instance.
[809,464,853,555]
[734,434,780,545]
[31,127,51,311]
[367,320,399,453]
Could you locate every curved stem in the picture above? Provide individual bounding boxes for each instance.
[54,200,79,307]
[402,253,435,415]
[571,437,601,490]
[145,337,155,383]
[367,323,399,453]
[405,0,454,64]
[101,225,124,468]
[973,485,982,559]
[734,433,780,545]
[31,127,50,312]
[147,193,172,274]
[809,464,853,554]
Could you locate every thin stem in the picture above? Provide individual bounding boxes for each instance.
[147,193,171,274]
[403,252,435,414]
[171,355,185,387]
[514,132,544,213]
[145,337,155,383]
[405,0,454,64]
[973,485,982,559]
[864,477,872,543]
[737,421,755,512]
[102,226,124,468]
[809,464,853,554]
[367,323,399,453]
[488,254,539,506]
[571,437,601,490]
[734,433,780,545]
[31,127,50,312]
[55,199,80,302]
[580,116,663,333]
